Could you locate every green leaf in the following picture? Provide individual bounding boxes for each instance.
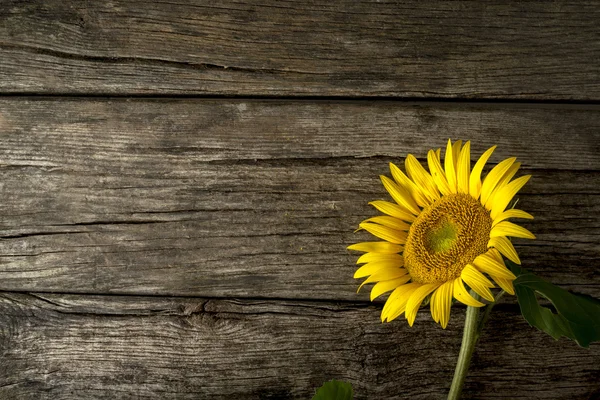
[509,261,600,348]
[312,380,353,400]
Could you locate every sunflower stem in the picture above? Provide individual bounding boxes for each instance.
[447,290,490,400]
[447,291,505,399]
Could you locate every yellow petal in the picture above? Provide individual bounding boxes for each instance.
[358,268,409,291]
[405,283,440,327]
[472,252,517,280]
[493,276,515,295]
[405,155,440,202]
[355,261,399,278]
[347,242,402,254]
[444,139,458,193]
[488,236,521,265]
[469,145,497,199]
[462,264,495,287]
[483,249,515,295]
[461,264,495,302]
[362,216,410,232]
[369,201,416,223]
[389,162,430,208]
[370,276,412,301]
[485,162,521,209]
[380,175,421,215]
[492,209,534,227]
[452,140,463,169]
[430,287,440,323]
[489,175,531,219]
[356,252,403,265]
[456,141,471,194]
[388,283,421,322]
[364,267,408,282]
[490,221,536,240]
[359,222,408,244]
[381,282,420,322]
[431,281,454,329]
[453,277,485,307]
[482,248,516,295]
[480,157,517,206]
[488,247,504,263]
[427,149,453,196]
[497,162,521,187]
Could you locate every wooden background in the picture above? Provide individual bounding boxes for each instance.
[1,1,599,399]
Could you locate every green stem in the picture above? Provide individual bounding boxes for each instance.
[447,291,504,400]
[447,299,480,400]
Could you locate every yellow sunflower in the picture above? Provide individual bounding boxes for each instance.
[348,140,535,328]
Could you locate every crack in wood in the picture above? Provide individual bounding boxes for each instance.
[0,41,308,76]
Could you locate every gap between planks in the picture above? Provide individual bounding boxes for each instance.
[2,94,600,109]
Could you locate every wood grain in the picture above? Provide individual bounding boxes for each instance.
[0,99,598,299]
[0,292,598,400]
[1,1,599,99]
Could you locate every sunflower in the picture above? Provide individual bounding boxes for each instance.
[348,140,535,328]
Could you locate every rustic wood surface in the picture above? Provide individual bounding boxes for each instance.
[0,293,599,400]
[0,1,599,99]
[0,99,598,300]
[1,1,600,399]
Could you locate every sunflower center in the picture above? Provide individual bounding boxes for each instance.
[404,193,492,284]
[426,220,458,253]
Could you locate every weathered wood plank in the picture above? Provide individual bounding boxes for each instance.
[0,164,598,299]
[0,293,598,399]
[1,1,599,99]
[0,99,598,299]
[1,99,599,169]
